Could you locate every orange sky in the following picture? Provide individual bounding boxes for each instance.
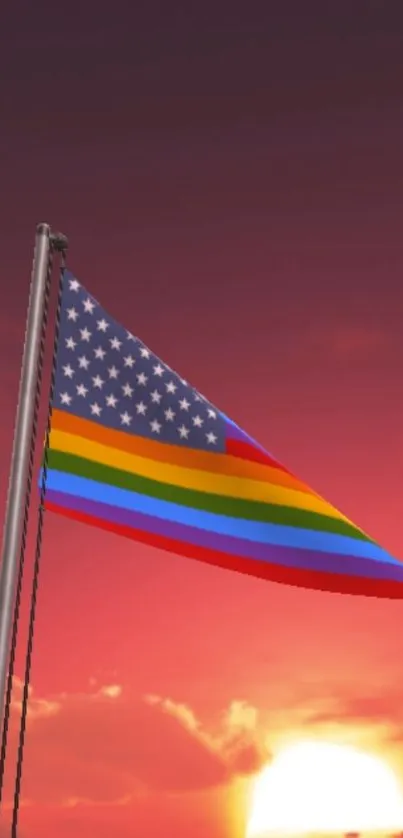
[1,485,402,836]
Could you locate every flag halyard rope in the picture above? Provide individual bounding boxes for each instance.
[0,245,55,806]
[3,242,66,837]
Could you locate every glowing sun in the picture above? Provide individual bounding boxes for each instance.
[247,741,403,836]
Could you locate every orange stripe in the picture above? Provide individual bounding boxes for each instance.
[50,409,314,495]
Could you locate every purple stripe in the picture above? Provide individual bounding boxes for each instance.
[224,418,261,445]
[224,417,277,454]
[223,417,279,460]
[45,489,403,583]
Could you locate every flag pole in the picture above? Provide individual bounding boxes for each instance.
[0,223,53,713]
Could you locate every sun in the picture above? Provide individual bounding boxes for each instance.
[246,740,403,837]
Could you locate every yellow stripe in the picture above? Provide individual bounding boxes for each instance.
[49,428,350,522]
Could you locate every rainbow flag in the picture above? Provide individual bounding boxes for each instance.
[43,271,403,598]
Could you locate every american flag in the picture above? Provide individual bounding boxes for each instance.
[53,273,226,452]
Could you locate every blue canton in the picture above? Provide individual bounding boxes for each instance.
[53,272,225,452]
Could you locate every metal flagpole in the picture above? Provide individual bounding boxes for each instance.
[0,223,52,714]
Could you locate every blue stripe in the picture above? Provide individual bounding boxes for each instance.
[46,488,403,583]
[43,469,398,565]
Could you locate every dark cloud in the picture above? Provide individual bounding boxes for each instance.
[224,736,268,776]
[21,691,228,800]
[3,686,266,806]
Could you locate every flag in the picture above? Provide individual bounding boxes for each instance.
[42,271,403,598]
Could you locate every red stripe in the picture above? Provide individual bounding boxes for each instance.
[226,438,291,473]
[45,501,403,600]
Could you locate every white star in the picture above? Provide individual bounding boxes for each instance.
[76,384,88,397]
[192,414,203,427]
[65,337,76,350]
[194,393,202,402]
[180,378,188,386]
[139,347,150,359]
[94,346,106,360]
[136,401,147,415]
[78,355,90,370]
[164,407,175,421]
[60,391,72,405]
[62,364,74,379]
[106,394,118,408]
[120,411,132,426]
[80,327,91,342]
[110,337,122,350]
[178,424,190,439]
[179,398,190,411]
[124,355,136,368]
[150,389,162,404]
[136,372,148,386]
[67,307,79,321]
[122,383,134,397]
[90,402,102,416]
[96,318,108,332]
[83,297,95,314]
[207,408,217,419]
[126,331,136,341]
[68,278,80,292]
[150,419,162,434]
[153,363,164,377]
[165,381,177,394]
[206,432,217,445]
[92,375,104,389]
[108,366,119,379]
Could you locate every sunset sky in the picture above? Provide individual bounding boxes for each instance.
[1,2,403,836]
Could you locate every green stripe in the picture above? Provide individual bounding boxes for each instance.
[47,448,371,542]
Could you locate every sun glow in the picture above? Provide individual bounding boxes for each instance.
[247,741,403,837]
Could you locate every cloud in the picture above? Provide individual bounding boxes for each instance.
[146,694,268,778]
[10,676,60,720]
[219,700,269,775]
[2,683,266,810]
[306,691,403,728]
[145,694,200,732]
[225,739,265,775]
[22,690,226,801]
[224,700,258,732]
[293,689,403,751]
